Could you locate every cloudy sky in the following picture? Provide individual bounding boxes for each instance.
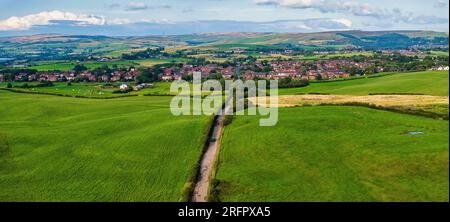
[0,0,448,36]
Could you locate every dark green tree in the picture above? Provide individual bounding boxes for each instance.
[73,64,88,73]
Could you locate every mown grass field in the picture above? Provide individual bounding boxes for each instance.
[0,91,212,201]
[0,82,178,98]
[278,71,449,96]
[215,106,449,202]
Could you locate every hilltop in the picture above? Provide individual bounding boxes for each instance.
[0,30,448,61]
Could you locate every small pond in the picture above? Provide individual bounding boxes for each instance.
[405,131,425,135]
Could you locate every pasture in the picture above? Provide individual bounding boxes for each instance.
[278,71,449,96]
[26,58,189,71]
[0,82,177,98]
[214,106,449,201]
[0,91,212,201]
[28,60,141,71]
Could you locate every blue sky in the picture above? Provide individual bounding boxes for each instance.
[0,0,448,36]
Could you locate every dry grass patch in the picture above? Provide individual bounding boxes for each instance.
[250,95,449,108]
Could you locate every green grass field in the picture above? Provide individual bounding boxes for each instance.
[0,91,212,201]
[28,60,142,71]
[429,51,449,56]
[26,58,190,71]
[215,106,449,202]
[325,52,374,58]
[0,82,179,98]
[278,71,449,96]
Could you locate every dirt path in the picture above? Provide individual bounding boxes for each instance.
[192,104,228,202]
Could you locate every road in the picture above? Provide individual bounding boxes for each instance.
[192,103,228,202]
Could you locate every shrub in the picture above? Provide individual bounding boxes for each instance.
[19,83,29,88]
[278,78,309,88]
[6,83,12,88]
[223,115,233,126]
[208,179,222,202]
[112,88,133,94]
[36,81,54,87]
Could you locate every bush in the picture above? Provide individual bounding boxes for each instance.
[208,179,222,202]
[36,81,54,87]
[19,83,29,88]
[16,81,54,89]
[112,88,133,94]
[223,115,233,126]
[6,83,12,88]
[278,78,309,88]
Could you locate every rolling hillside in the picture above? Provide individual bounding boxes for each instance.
[278,71,450,96]
[0,91,212,201]
[0,31,448,60]
[215,106,449,202]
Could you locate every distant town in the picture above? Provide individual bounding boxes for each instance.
[1,51,449,84]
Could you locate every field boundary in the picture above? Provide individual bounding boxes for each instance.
[143,93,176,97]
[285,103,449,120]
[310,72,396,83]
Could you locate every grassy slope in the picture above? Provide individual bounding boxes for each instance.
[278,71,449,96]
[26,58,190,71]
[216,106,449,202]
[0,91,211,201]
[0,82,176,98]
[28,60,141,71]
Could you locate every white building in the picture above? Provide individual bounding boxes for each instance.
[431,65,449,71]
[119,84,129,90]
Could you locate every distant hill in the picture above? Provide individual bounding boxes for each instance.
[0,31,448,60]
[196,30,449,50]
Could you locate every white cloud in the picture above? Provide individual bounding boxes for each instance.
[126,2,149,11]
[330,18,352,27]
[0,11,106,31]
[125,2,172,11]
[254,0,386,18]
[108,18,131,25]
[105,3,121,9]
[401,15,449,25]
[139,18,174,24]
[260,18,352,31]
[301,18,352,30]
[254,0,448,25]
[434,0,449,8]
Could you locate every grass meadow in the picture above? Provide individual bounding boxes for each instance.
[0,69,448,202]
[28,60,141,71]
[26,58,190,71]
[278,71,449,96]
[214,106,449,202]
[0,82,178,98]
[0,91,212,201]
